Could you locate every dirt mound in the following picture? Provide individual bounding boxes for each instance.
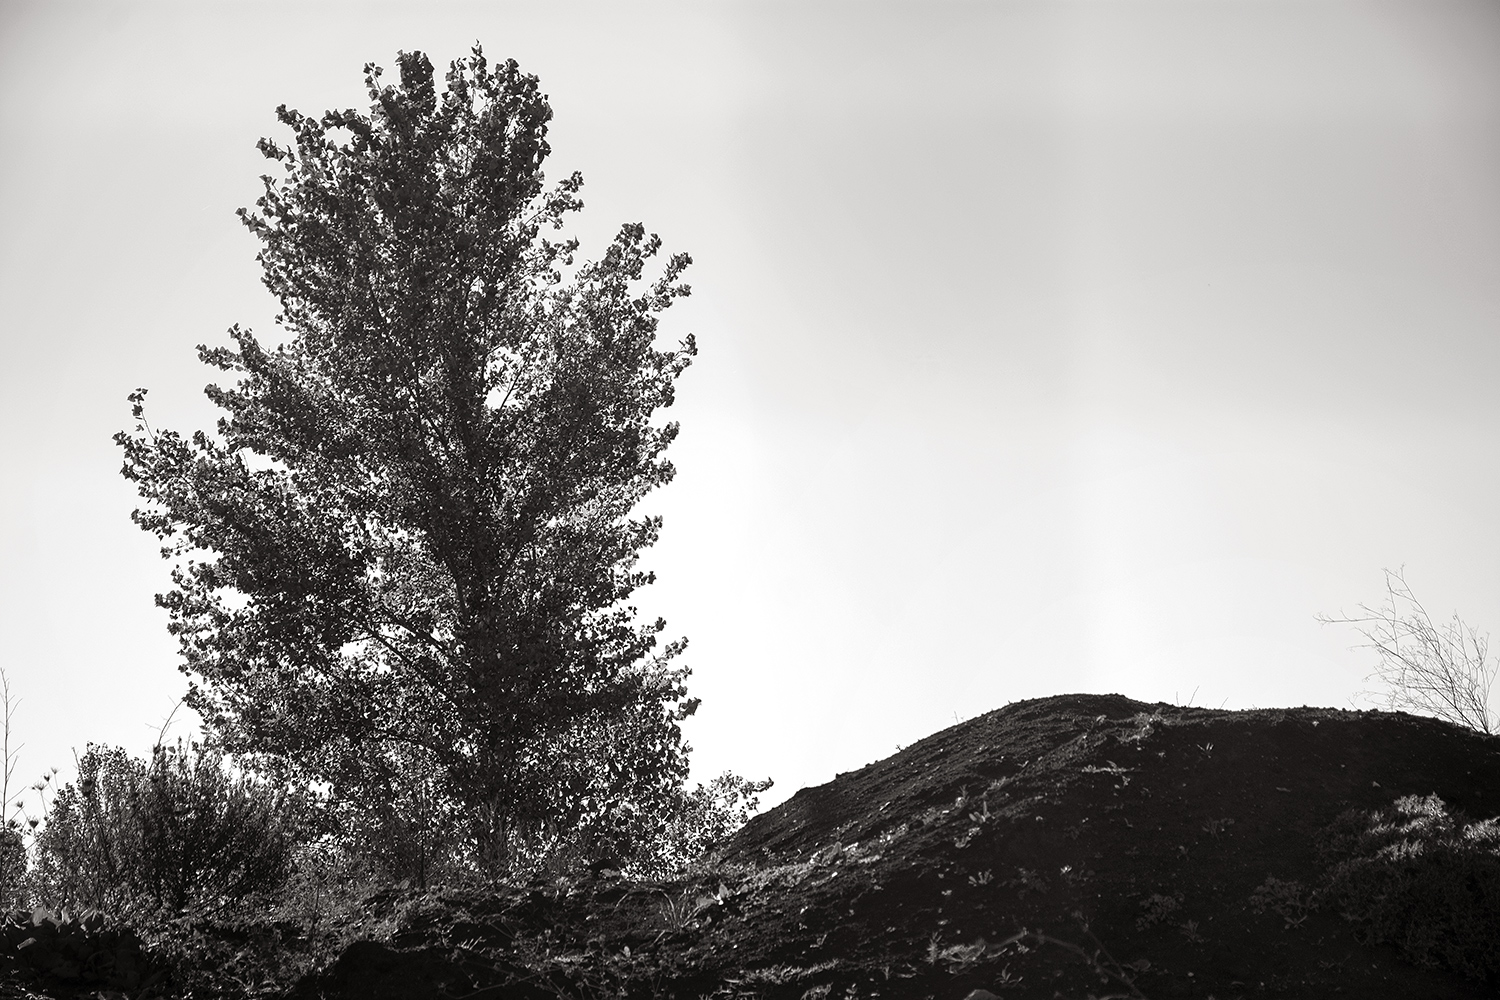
[269,694,1500,998]
[702,692,1500,997]
[33,693,1495,999]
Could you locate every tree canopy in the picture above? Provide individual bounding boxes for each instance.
[116,48,705,877]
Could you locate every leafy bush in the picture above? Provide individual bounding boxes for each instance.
[273,834,383,928]
[0,825,25,909]
[1318,793,1500,982]
[1135,892,1182,930]
[299,726,770,890]
[627,771,774,880]
[0,907,164,994]
[322,741,467,890]
[30,742,305,924]
[373,698,772,884]
[486,695,710,880]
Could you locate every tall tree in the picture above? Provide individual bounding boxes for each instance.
[116,48,700,877]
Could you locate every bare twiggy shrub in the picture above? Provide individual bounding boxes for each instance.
[0,667,21,828]
[0,666,25,907]
[1320,568,1497,734]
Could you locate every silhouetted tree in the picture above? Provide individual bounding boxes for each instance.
[117,47,703,878]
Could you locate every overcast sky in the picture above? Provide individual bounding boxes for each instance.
[2,0,1498,810]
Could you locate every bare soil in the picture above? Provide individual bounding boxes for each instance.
[292,694,1500,999]
[12,693,1500,998]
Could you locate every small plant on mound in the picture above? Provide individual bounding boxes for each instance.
[1248,876,1312,929]
[1317,793,1500,982]
[29,741,305,926]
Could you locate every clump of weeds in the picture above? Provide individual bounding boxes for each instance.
[1135,893,1182,930]
[1249,876,1314,930]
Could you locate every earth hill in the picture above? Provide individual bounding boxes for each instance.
[287,693,1500,999]
[7,694,1499,998]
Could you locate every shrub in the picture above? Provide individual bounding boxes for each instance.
[1248,876,1312,929]
[1135,892,1183,930]
[626,771,774,880]
[0,825,25,909]
[30,742,305,924]
[1319,568,1497,734]
[304,731,771,889]
[273,834,382,926]
[323,741,466,890]
[0,908,164,994]
[1318,793,1500,982]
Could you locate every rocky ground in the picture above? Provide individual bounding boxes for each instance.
[7,692,1500,998]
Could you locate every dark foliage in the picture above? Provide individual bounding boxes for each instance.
[628,771,775,880]
[1318,793,1500,982]
[0,908,163,996]
[0,827,24,911]
[115,46,700,879]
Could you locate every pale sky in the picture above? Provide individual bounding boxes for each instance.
[2,1,1498,811]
